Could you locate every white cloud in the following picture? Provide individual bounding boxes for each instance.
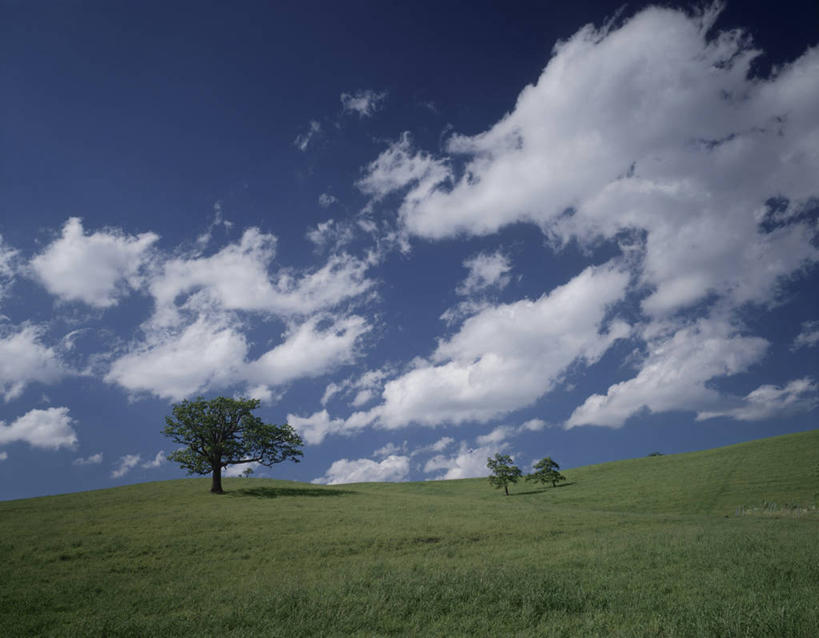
[373,441,407,458]
[698,377,818,422]
[111,454,141,478]
[474,418,549,446]
[256,315,365,388]
[0,451,6,461]
[520,418,547,431]
[357,133,451,206]
[73,452,103,466]
[376,262,630,428]
[368,6,817,318]
[30,217,158,308]
[312,454,408,484]
[105,315,249,401]
[318,193,338,208]
[0,324,68,401]
[340,89,386,117]
[294,120,321,151]
[456,251,512,296]
[287,409,354,445]
[141,450,166,468]
[306,219,355,252]
[195,202,233,249]
[320,367,393,408]
[0,406,77,450]
[107,308,369,402]
[0,236,20,302]
[289,262,628,441]
[567,317,769,428]
[150,229,372,324]
[246,315,370,387]
[424,442,502,480]
[224,461,261,477]
[793,321,819,350]
[475,425,516,447]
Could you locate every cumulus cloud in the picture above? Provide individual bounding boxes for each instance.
[312,454,408,484]
[362,5,817,319]
[107,310,369,402]
[288,409,354,445]
[372,441,407,458]
[697,377,818,422]
[456,250,512,296]
[246,314,370,388]
[318,193,338,208]
[141,450,166,468]
[357,133,450,206]
[111,454,141,478]
[340,89,386,117]
[149,228,372,324]
[792,321,819,350]
[567,317,769,428]
[475,425,516,447]
[320,367,393,408]
[105,315,249,401]
[30,217,158,308]
[0,406,77,450]
[0,236,20,302]
[223,461,261,477]
[424,442,501,480]
[375,262,630,428]
[306,219,355,252]
[0,324,68,401]
[290,262,628,440]
[73,452,103,466]
[294,120,321,151]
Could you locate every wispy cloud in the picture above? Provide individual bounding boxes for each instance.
[340,89,386,117]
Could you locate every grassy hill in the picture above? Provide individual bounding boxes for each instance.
[2,429,818,637]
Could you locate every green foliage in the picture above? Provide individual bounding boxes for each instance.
[486,453,523,495]
[1,429,817,636]
[526,456,567,487]
[163,396,302,493]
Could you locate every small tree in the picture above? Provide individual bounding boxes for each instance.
[163,396,303,494]
[526,456,566,488]
[487,453,523,496]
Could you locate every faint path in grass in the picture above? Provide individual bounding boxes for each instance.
[228,486,357,498]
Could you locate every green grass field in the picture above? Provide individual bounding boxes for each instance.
[2,429,818,637]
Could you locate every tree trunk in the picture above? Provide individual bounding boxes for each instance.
[211,465,223,494]
[504,484,509,496]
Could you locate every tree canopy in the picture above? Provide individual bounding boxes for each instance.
[163,396,303,493]
[526,456,566,488]
[486,453,523,496]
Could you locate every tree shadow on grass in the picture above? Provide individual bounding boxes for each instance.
[229,486,357,499]
[510,482,576,496]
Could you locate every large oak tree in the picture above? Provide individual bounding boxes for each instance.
[163,396,303,493]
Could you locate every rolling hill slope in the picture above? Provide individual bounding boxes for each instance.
[2,429,817,636]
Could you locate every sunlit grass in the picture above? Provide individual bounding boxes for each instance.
[2,429,818,636]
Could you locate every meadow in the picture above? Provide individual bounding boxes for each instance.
[2,429,818,636]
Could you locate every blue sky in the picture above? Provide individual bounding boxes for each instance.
[1,0,817,499]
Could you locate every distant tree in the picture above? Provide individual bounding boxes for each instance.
[648,451,664,457]
[241,467,255,478]
[487,453,523,496]
[526,456,566,488]
[163,396,303,494]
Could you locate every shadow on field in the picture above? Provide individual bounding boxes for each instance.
[229,486,357,499]
[511,482,576,496]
